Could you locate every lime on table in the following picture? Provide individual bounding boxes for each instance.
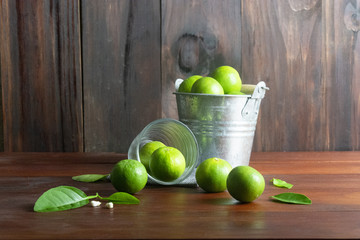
[226,166,265,203]
[195,157,232,193]
[150,146,186,182]
[110,159,148,194]
[191,77,224,95]
[178,75,202,93]
[139,141,166,174]
[210,66,242,94]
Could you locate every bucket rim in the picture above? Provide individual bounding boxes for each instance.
[173,92,252,98]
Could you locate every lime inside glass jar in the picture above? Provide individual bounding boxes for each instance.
[128,118,199,185]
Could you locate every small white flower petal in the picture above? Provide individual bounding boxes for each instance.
[105,202,114,209]
[90,200,101,207]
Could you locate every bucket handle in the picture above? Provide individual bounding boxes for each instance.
[241,81,269,121]
[175,79,184,92]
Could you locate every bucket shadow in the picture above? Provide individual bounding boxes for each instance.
[198,192,255,206]
[25,203,35,212]
[203,197,239,205]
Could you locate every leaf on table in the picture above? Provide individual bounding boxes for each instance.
[271,178,293,189]
[72,174,109,183]
[271,192,312,205]
[34,186,94,212]
[100,192,140,204]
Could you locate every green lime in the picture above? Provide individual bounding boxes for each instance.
[139,141,166,174]
[191,77,224,95]
[195,157,232,193]
[226,166,265,203]
[178,75,202,93]
[227,91,246,95]
[210,66,242,94]
[110,159,148,194]
[241,84,256,95]
[150,146,186,182]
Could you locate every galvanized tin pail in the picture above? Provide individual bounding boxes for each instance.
[174,81,268,168]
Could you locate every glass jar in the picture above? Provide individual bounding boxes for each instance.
[128,118,199,185]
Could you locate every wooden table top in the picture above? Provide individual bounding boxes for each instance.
[1,152,360,239]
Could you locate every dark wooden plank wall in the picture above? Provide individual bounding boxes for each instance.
[0,0,83,151]
[0,0,359,152]
[82,0,161,152]
[241,0,324,151]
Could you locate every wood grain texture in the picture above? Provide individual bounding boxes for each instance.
[242,0,360,151]
[1,0,360,152]
[1,152,360,239]
[82,0,161,152]
[241,0,323,151]
[323,0,360,150]
[161,0,241,118]
[0,0,83,151]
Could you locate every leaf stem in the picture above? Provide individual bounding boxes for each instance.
[86,192,100,200]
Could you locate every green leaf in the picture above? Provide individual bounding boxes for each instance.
[34,186,96,212]
[99,192,140,204]
[72,174,109,183]
[271,193,312,205]
[271,178,293,189]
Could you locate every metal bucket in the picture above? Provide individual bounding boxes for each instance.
[174,81,268,168]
